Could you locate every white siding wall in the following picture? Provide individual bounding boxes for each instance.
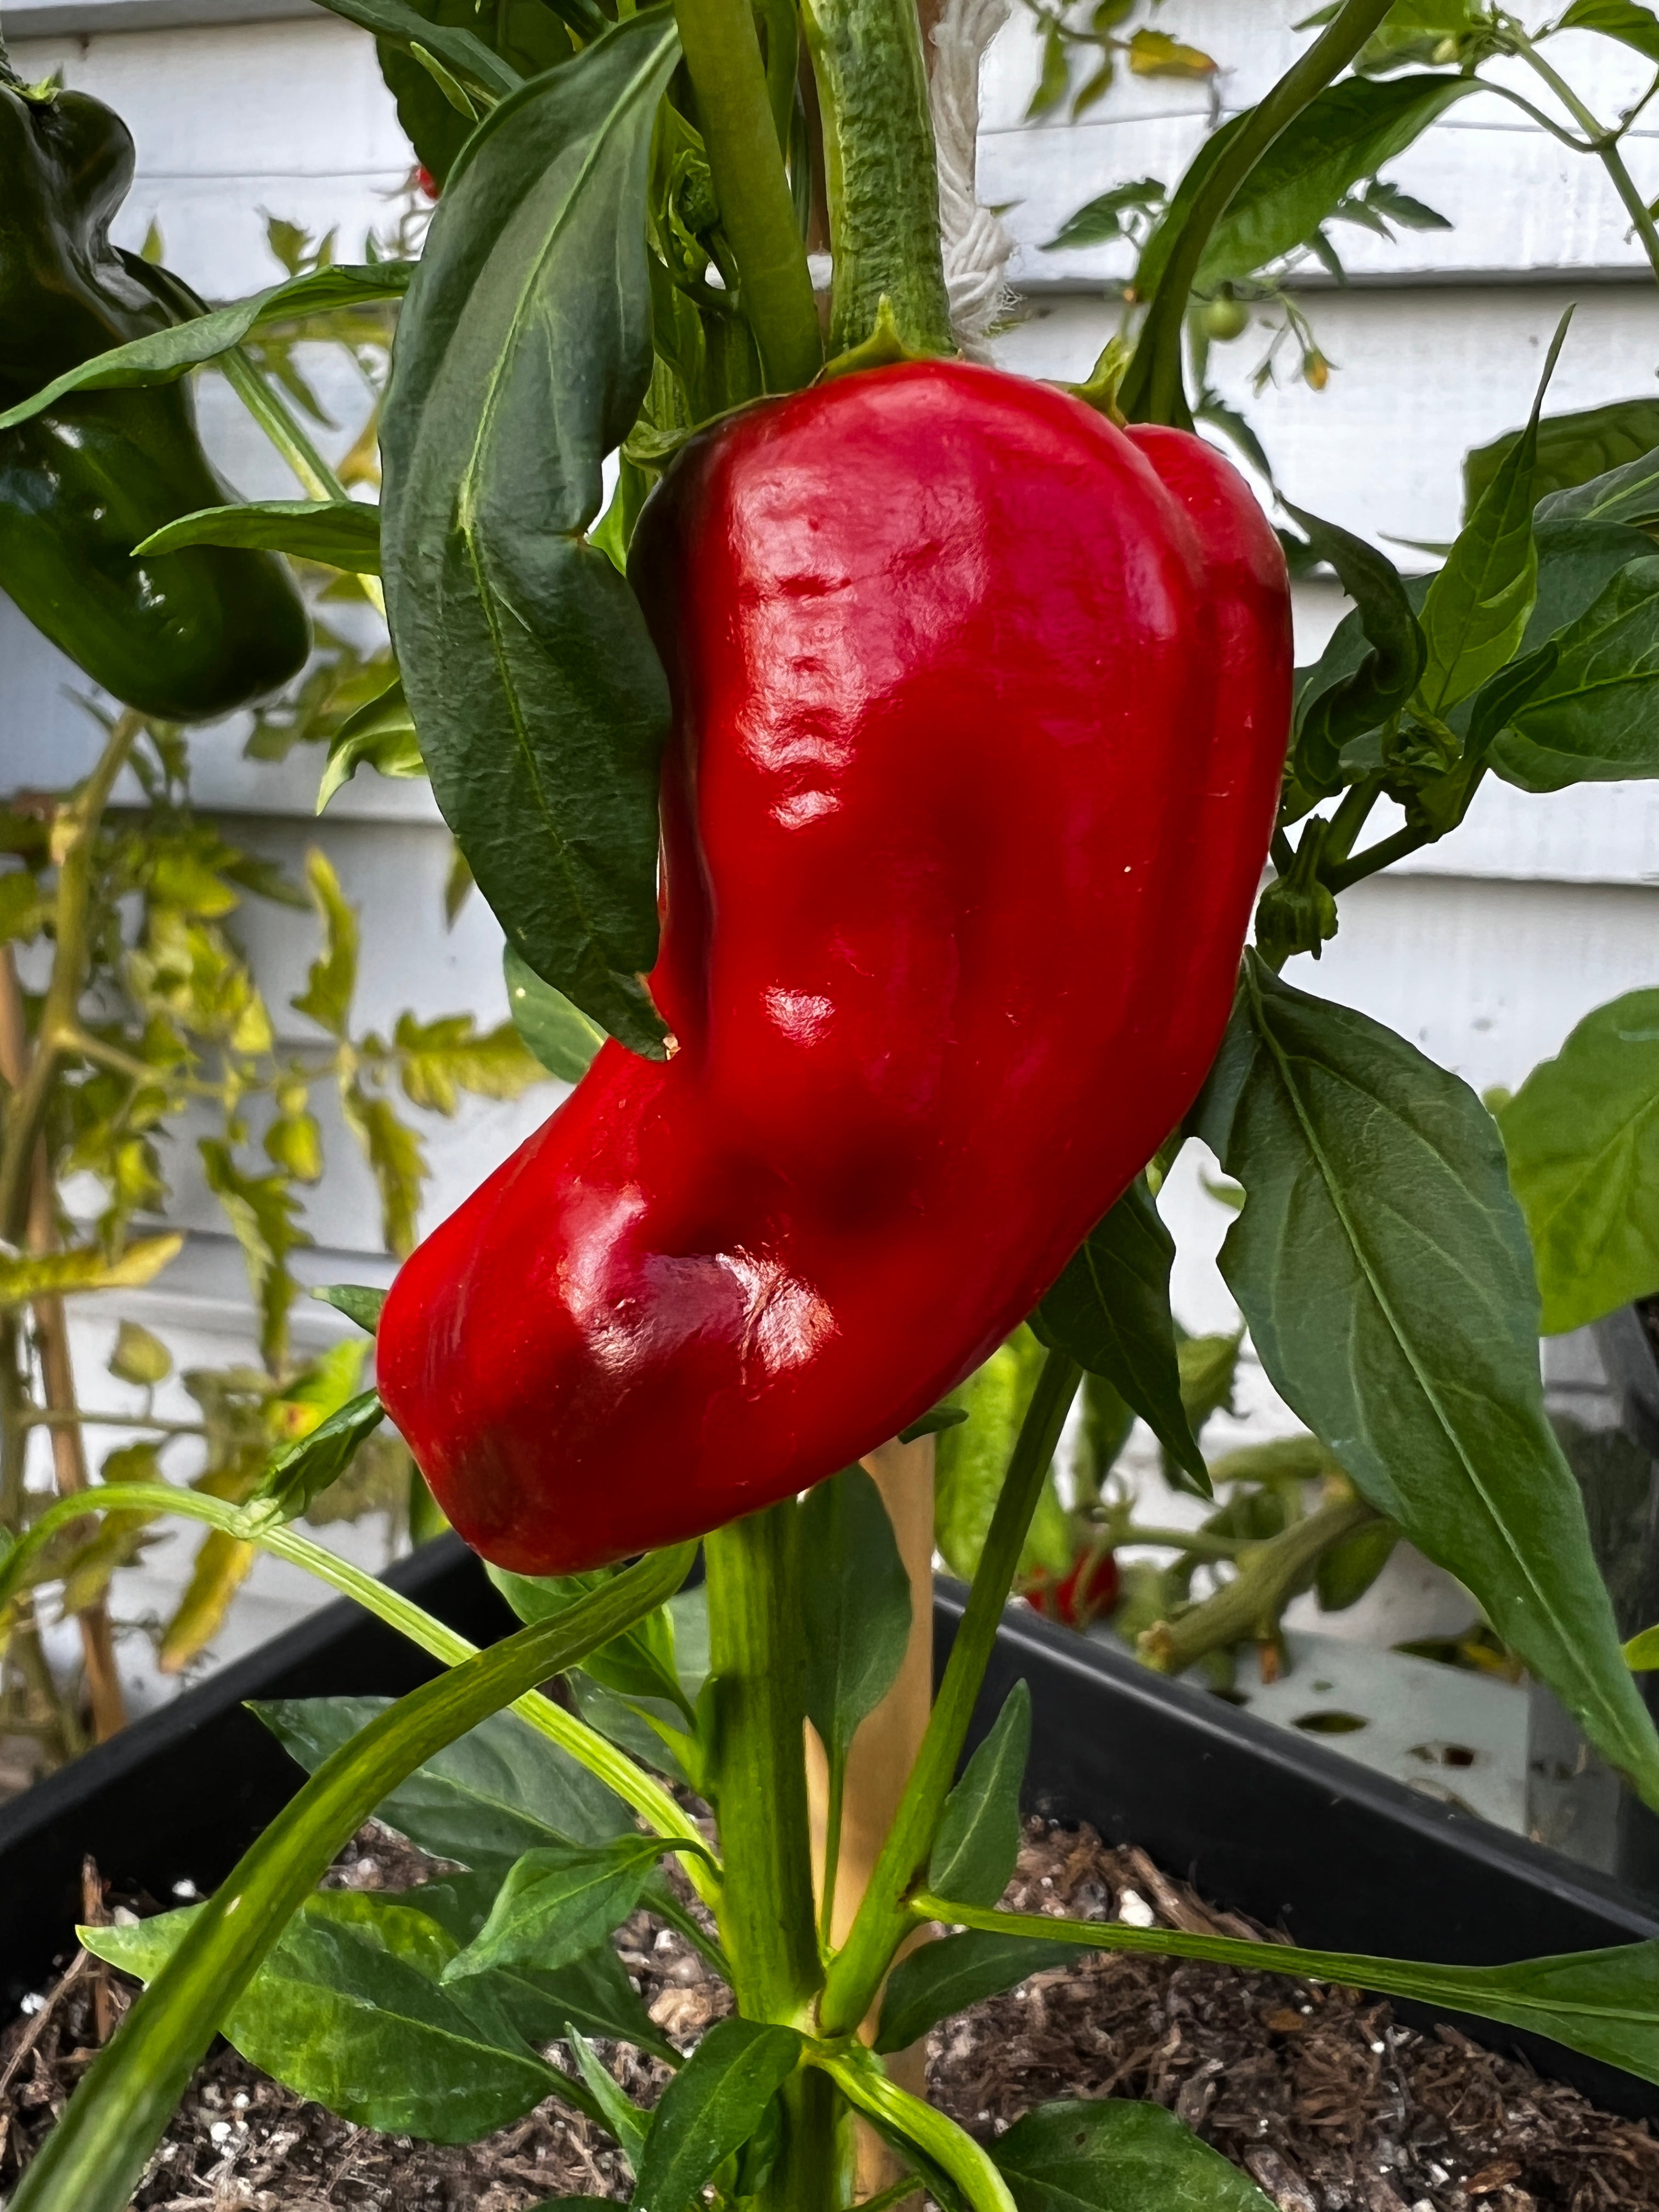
[2,0,1655,1692]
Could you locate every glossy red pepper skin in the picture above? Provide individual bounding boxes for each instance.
[377,362,1289,1575]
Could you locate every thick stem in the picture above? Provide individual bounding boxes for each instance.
[800,0,953,357]
[703,1501,832,2208]
[1118,0,1397,427]
[0,1316,76,1769]
[672,0,823,392]
[1323,821,1434,893]
[1138,1492,1378,1674]
[821,1347,1081,2038]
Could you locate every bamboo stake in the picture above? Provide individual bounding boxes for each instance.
[0,948,127,1741]
[808,1429,935,2205]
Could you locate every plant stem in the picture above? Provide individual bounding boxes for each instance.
[0,1315,76,1769]
[0,713,140,1251]
[1322,774,1381,868]
[672,0,822,392]
[1506,27,1659,283]
[821,1346,1081,2038]
[1,1483,719,1900]
[1137,1491,1377,1674]
[1118,0,1396,426]
[817,2051,1017,2212]
[219,348,347,505]
[1323,821,1434,893]
[1118,1522,1246,1561]
[800,0,954,357]
[703,1500,832,2207]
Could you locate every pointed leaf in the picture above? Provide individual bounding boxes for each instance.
[380,10,680,1054]
[1194,958,1659,1809]
[444,1835,665,1979]
[1491,556,1659,790]
[569,2025,652,2166]
[255,1389,385,1520]
[0,1234,180,1308]
[312,0,521,95]
[628,2017,803,2212]
[993,2098,1274,2212]
[802,1465,913,1767]
[505,943,606,1083]
[137,498,382,572]
[928,1681,1031,1909]
[1032,1177,1210,1493]
[311,1282,386,1335]
[1283,503,1425,786]
[876,1931,1083,2055]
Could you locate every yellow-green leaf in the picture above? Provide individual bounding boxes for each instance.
[0,1234,182,1308]
[1128,27,1217,74]
[291,849,359,1038]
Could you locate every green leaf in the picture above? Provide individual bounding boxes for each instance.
[1417,313,1570,714]
[898,1403,970,1443]
[1032,1178,1210,1494]
[483,1936,674,2062]
[1499,990,1659,1333]
[801,1465,913,1779]
[1042,178,1165,253]
[1135,75,1475,300]
[311,0,522,97]
[84,1891,555,2144]
[341,1085,426,1259]
[928,1681,1030,1910]
[310,1283,387,1336]
[1194,959,1659,1809]
[379,0,582,188]
[392,1009,545,1114]
[1316,1516,1400,1611]
[253,1698,631,1869]
[255,1389,385,1520]
[504,943,607,1083]
[0,265,413,428]
[876,1932,1083,2055]
[380,11,680,1056]
[1464,402,1659,521]
[198,1143,308,1368]
[628,2017,803,2212]
[488,1562,690,1717]
[0,1233,180,1308]
[443,1834,667,1979]
[12,1548,695,2212]
[136,498,382,572]
[992,2098,1274,2212]
[936,1329,1070,1583]
[1560,0,1659,61]
[1283,504,1425,785]
[1490,557,1659,790]
[317,677,425,811]
[291,848,358,1037]
[568,2025,652,2166]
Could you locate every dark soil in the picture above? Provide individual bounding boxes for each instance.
[3,1820,1656,2211]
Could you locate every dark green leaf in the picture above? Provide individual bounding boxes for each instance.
[1042,178,1165,253]
[505,943,606,1084]
[1283,504,1425,785]
[444,1835,666,1979]
[928,1681,1030,1909]
[83,1891,554,2144]
[1464,402,1659,521]
[876,1932,1082,2055]
[1499,989,1659,1333]
[1028,19,1071,115]
[0,266,413,428]
[318,678,425,811]
[255,1389,385,1520]
[136,498,382,572]
[1491,557,1659,789]
[487,1561,689,1716]
[801,1466,913,1769]
[629,2017,803,2211]
[380,12,680,1056]
[1418,313,1572,714]
[569,2025,651,2165]
[253,1698,630,1869]
[1135,76,1475,300]
[935,1329,1069,1584]
[312,0,522,96]
[898,1403,970,1443]
[310,1283,386,1335]
[1560,0,1659,61]
[1315,1517,1399,1612]
[1463,640,1560,764]
[1032,1178,1209,1494]
[380,0,581,189]
[993,2097,1274,2212]
[1194,959,1659,1808]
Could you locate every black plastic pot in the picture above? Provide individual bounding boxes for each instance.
[3,1539,1658,2125]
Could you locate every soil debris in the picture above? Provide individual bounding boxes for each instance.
[2,1820,1654,2210]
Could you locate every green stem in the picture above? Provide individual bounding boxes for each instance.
[1322,774,1382,868]
[672,0,822,392]
[9,1546,695,2212]
[819,1759,846,1950]
[800,0,954,357]
[704,1501,831,2209]
[1137,1492,1376,1674]
[1119,0,1396,426]
[1118,1523,1246,1561]
[821,1347,1081,2038]
[0,714,140,1246]
[1322,821,1434,893]
[1508,29,1659,283]
[817,2051,1016,2212]
[219,348,347,504]
[1,1484,718,1901]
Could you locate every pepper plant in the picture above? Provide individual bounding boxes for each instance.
[13,0,1659,2208]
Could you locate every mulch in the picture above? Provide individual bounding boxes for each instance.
[2,1819,1655,2211]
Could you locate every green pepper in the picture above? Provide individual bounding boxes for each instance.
[0,60,309,723]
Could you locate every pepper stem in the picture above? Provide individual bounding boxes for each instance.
[802,0,955,359]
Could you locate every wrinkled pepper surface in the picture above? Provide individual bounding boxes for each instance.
[379,362,1290,1574]
[0,65,309,721]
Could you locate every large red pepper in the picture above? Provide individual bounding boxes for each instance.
[377,362,1289,1575]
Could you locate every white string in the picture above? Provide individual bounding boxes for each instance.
[929,0,1019,354]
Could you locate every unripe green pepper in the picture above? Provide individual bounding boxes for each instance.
[0,62,309,721]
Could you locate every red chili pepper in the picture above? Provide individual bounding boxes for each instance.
[1025,1547,1121,1631]
[416,165,441,201]
[377,362,1289,1574]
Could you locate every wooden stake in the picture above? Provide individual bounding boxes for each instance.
[808,1429,935,2204]
[0,949,127,1742]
